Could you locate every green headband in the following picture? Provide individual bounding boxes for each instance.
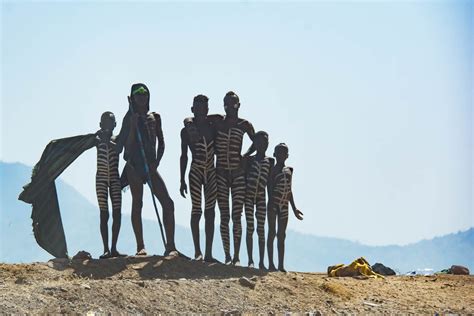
[132,86,149,95]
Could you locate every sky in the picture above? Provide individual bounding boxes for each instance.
[1,1,473,246]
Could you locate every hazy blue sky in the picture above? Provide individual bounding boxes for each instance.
[1,1,472,246]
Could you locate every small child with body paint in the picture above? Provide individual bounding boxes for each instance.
[95,112,124,258]
[267,143,303,272]
[244,131,274,269]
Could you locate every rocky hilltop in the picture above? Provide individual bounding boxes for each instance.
[0,255,472,314]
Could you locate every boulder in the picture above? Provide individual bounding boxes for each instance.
[371,263,396,276]
[450,265,469,275]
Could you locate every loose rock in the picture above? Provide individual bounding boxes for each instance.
[239,277,256,289]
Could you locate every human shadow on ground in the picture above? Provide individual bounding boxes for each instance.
[48,255,269,280]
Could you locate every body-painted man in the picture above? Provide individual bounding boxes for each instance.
[95,112,124,258]
[214,91,255,265]
[179,95,218,262]
[117,83,176,256]
[243,131,274,269]
[267,143,303,272]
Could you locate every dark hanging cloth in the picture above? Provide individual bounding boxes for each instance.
[18,134,97,258]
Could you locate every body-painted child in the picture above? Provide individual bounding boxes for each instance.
[244,131,274,269]
[95,111,124,258]
[267,143,303,272]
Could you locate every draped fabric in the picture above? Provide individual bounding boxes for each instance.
[18,134,97,258]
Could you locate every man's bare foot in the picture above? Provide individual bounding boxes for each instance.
[164,248,179,256]
[135,249,147,256]
[232,258,241,266]
[259,262,266,270]
[224,254,232,265]
[278,266,287,273]
[110,250,126,258]
[204,256,220,264]
[268,264,278,271]
[99,251,111,259]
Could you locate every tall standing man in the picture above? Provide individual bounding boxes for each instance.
[180,95,218,262]
[117,83,177,256]
[214,91,255,265]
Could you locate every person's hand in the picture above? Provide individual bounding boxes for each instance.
[180,181,188,198]
[294,209,304,220]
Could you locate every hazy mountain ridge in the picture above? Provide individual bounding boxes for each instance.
[1,161,472,273]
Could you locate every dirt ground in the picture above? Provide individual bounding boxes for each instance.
[0,255,473,314]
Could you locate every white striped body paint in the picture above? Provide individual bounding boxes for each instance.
[189,136,217,216]
[215,118,253,261]
[244,156,273,265]
[95,140,121,214]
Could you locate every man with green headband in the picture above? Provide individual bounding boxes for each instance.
[116,83,177,256]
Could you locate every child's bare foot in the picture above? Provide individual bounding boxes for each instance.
[259,262,266,270]
[99,251,111,259]
[135,249,147,256]
[268,263,277,271]
[278,266,287,273]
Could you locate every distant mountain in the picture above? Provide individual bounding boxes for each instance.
[1,161,473,273]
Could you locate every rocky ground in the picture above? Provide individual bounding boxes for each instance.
[0,255,473,314]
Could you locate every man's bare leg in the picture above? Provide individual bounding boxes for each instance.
[217,171,232,264]
[127,165,146,255]
[150,170,176,254]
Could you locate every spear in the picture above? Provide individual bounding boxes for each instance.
[128,99,167,250]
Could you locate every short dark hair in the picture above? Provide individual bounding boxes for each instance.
[193,94,209,105]
[224,91,239,104]
[255,131,269,139]
[274,143,289,153]
[100,111,115,122]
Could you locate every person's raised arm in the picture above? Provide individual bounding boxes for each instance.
[180,128,189,198]
[126,113,137,149]
[115,97,135,154]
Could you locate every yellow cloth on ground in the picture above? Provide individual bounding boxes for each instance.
[327,257,385,279]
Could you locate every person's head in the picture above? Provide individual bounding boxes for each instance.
[100,111,116,133]
[130,83,150,114]
[254,131,269,153]
[191,94,209,120]
[273,143,289,163]
[223,91,240,117]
